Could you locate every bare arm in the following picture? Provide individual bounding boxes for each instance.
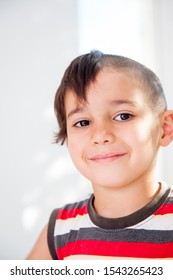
[26,224,52,260]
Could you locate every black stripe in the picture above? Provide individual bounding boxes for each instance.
[55,228,173,248]
[166,196,173,204]
[47,209,58,260]
[47,197,90,259]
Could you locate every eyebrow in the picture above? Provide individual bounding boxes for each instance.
[110,99,138,107]
[67,106,85,119]
[67,99,138,119]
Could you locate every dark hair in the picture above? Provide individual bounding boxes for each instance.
[54,50,167,145]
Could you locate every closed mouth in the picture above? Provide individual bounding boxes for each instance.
[89,153,127,163]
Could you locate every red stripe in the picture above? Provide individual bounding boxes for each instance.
[154,204,173,215]
[57,205,88,220]
[57,240,173,259]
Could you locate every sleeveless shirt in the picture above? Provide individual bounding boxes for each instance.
[48,183,173,259]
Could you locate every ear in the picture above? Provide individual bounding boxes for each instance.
[160,110,173,147]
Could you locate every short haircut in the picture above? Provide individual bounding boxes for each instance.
[54,50,167,145]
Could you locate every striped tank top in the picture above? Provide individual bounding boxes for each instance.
[48,183,173,259]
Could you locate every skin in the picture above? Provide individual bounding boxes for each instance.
[27,67,173,259]
[26,224,52,259]
[66,68,165,217]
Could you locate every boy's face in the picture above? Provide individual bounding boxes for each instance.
[65,68,163,190]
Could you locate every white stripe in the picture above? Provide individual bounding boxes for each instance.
[55,213,173,236]
[64,255,173,260]
[64,255,150,260]
[131,213,173,230]
[54,213,96,236]
[54,184,173,236]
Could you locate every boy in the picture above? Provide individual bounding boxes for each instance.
[27,50,173,259]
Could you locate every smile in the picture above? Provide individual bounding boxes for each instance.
[89,153,127,163]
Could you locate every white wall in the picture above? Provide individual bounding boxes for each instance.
[152,0,173,184]
[0,0,172,259]
[0,0,85,260]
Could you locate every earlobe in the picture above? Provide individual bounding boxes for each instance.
[160,110,173,147]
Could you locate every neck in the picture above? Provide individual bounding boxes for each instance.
[93,179,160,219]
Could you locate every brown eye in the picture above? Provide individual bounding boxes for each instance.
[115,113,133,121]
[75,120,90,127]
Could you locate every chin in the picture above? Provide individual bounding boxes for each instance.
[91,178,126,190]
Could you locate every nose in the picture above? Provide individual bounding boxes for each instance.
[91,123,115,145]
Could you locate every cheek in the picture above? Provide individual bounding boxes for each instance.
[67,134,81,150]
[132,120,156,140]
[67,137,83,163]
[130,124,161,156]
[121,124,157,155]
[67,128,88,152]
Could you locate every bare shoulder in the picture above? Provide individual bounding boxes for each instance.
[26,224,52,260]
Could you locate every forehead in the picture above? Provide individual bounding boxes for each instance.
[65,68,149,114]
[88,67,142,93]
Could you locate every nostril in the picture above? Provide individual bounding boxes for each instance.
[92,127,115,145]
[94,139,110,145]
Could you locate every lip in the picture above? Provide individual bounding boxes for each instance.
[89,153,127,163]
